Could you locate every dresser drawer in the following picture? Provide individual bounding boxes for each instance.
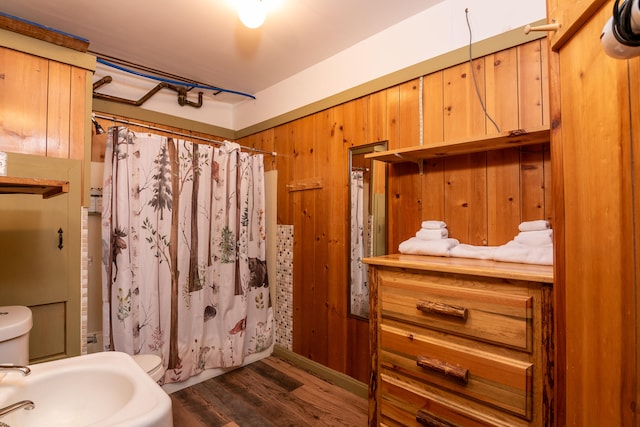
[380,321,533,419]
[379,269,535,351]
[379,372,530,427]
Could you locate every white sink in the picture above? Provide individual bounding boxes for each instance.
[0,351,172,427]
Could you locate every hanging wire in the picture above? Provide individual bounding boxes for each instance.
[95,57,256,100]
[92,113,276,156]
[465,8,501,134]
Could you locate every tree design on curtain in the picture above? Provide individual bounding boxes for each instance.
[102,127,273,383]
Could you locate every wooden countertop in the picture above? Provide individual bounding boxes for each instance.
[362,253,553,284]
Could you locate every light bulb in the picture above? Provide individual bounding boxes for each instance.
[238,0,267,29]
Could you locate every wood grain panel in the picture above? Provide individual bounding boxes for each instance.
[540,41,550,128]
[0,48,48,155]
[543,147,552,223]
[485,46,519,135]
[444,153,488,245]
[274,124,294,225]
[46,61,72,158]
[629,55,640,427]
[291,116,319,362]
[343,96,368,147]
[367,90,387,144]
[255,128,276,171]
[316,106,347,372]
[443,59,486,141]
[421,158,445,223]
[518,41,545,129]
[347,317,370,383]
[487,148,520,245]
[388,162,422,251]
[422,71,444,146]
[386,86,400,149]
[520,145,547,222]
[292,115,316,180]
[398,79,420,148]
[69,68,88,206]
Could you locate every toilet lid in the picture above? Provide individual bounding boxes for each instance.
[0,306,32,341]
[132,354,162,373]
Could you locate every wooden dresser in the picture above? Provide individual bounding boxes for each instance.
[364,254,553,427]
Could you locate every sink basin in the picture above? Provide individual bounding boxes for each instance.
[0,351,172,427]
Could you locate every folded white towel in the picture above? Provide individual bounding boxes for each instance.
[450,244,498,260]
[514,229,553,246]
[398,237,459,257]
[421,220,447,229]
[416,228,448,240]
[493,241,553,265]
[518,220,550,232]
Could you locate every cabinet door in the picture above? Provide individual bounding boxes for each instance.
[547,0,639,425]
[0,154,81,361]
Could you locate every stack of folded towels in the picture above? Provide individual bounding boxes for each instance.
[398,219,553,266]
[398,220,460,257]
[493,220,553,265]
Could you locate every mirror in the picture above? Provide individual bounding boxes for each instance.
[349,141,387,319]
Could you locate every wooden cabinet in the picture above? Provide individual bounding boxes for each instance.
[365,254,553,426]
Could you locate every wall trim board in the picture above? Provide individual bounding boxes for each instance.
[0,27,95,71]
[235,20,547,139]
[272,345,368,399]
[92,99,236,141]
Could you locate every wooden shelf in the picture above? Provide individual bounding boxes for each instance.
[365,126,550,163]
[0,176,69,198]
[363,253,553,284]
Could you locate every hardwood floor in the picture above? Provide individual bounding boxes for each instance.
[170,356,368,426]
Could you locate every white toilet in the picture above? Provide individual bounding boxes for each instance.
[0,305,33,366]
[132,353,165,382]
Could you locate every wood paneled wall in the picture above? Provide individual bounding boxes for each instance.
[0,46,90,203]
[238,39,550,384]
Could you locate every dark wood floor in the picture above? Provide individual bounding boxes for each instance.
[170,356,368,426]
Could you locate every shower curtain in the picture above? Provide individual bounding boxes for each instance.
[350,170,369,317]
[101,127,273,384]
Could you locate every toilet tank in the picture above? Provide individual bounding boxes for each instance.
[0,306,33,365]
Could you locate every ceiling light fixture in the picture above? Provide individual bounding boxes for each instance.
[237,0,267,29]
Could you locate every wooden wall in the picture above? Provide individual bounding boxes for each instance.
[238,38,551,384]
[0,46,92,204]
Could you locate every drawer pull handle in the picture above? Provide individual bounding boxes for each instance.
[416,409,458,427]
[416,354,469,384]
[416,300,468,320]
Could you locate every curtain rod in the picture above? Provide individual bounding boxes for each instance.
[93,113,276,156]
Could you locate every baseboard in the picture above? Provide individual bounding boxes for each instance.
[272,345,368,399]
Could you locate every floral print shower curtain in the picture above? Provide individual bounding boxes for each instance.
[101,127,273,384]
